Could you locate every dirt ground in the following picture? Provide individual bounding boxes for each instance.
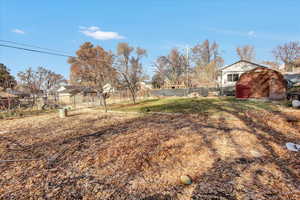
[0,106,300,199]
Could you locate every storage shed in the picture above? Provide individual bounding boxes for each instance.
[236,67,287,100]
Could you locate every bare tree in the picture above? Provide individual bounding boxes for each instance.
[36,67,67,94]
[190,40,223,87]
[191,40,221,67]
[18,67,66,94]
[17,67,39,96]
[17,67,67,105]
[116,43,147,104]
[236,45,255,61]
[68,42,116,111]
[153,41,223,88]
[154,48,189,87]
[190,58,223,87]
[44,71,67,92]
[272,41,300,72]
[151,73,164,88]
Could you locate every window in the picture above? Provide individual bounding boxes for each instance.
[227,74,239,82]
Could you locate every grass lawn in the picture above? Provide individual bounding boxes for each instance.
[109,97,281,116]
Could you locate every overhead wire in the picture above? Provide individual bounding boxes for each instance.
[0,41,115,63]
[0,39,71,54]
[0,44,73,57]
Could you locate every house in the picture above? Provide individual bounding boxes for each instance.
[0,91,18,99]
[138,81,152,90]
[57,85,99,105]
[236,67,287,100]
[103,83,115,93]
[0,89,19,109]
[5,88,31,98]
[218,60,269,89]
[58,85,97,96]
[57,85,85,95]
[162,79,185,89]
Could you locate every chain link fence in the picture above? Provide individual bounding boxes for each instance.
[150,87,221,97]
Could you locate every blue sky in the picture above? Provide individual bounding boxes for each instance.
[1,0,299,79]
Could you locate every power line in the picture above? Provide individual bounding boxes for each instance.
[0,39,71,54]
[0,43,130,76]
[0,44,73,58]
[0,43,110,63]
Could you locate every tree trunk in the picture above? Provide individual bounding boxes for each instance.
[103,95,107,112]
[129,89,136,104]
[32,94,36,108]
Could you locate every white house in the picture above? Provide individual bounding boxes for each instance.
[218,60,268,88]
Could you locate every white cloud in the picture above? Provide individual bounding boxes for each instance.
[247,30,256,38]
[79,26,125,40]
[12,29,25,34]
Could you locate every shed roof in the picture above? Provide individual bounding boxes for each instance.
[236,66,286,99]
[241,66,282,76]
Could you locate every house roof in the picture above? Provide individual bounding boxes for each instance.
[284,73,300,83]
[0,91,18,98]
[58,85,84,93]
[245,66,281,74]
[82,87,97,93]
[219,60,268,71]
[6,89,31,97]
[58,85,97,94]
[62,85,86,90]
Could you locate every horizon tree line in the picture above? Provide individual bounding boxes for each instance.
[1,40,299,104]
[152,40,300,88]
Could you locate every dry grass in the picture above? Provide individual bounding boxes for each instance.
[0,104,299,199]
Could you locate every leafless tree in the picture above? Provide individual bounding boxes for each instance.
[17,67,40,97]
[35,67,67,94]
[44,71,67,92]
[18,67,66,94]
[272,41,300,72]
[190,40,223,87]
[154,48,189,87]
[116,43,147,104]
[68,42,117,111]
[236,45,255,61]
[151,73,164,88]
[190,58,223,87]
[192,40,221,67]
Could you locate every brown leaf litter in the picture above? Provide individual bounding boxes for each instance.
[0,108,299,199]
